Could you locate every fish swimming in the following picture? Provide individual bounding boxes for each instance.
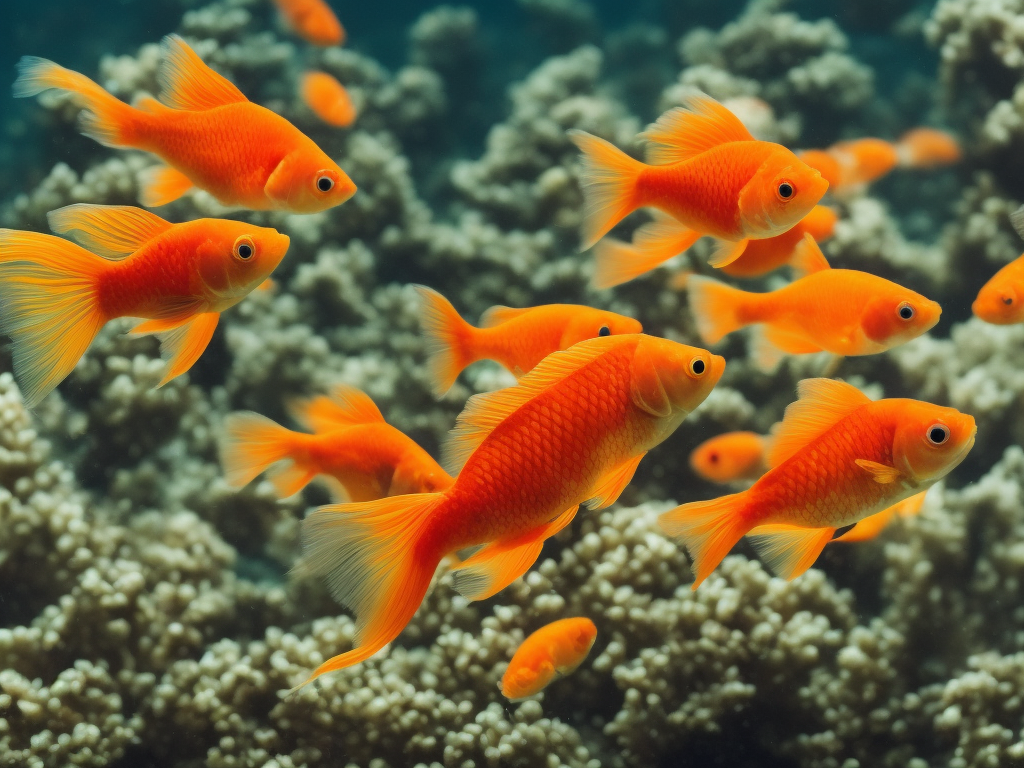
[686,234,941,371]
[296,333,724,684]
[221,385,454,501]
[273,0,345,47]
[569,93,828,271]
[14,35,356,212]
[973,252,1024,325]
[660,378,976,587]
[416,285,643,395]
[0,204,290,406]
[501,618,598,701]
[301,71,356,127]
[832,490,928,543]
[689,431,769,484]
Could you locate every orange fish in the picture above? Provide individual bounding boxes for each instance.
[689,431,768,484]
[832,490,927,543]
[973,253,1024,325]
[569,94,828,271]
[221,385,454,501]
[301,71,356,128]
[592,204,838,288]
[896,128,961,169]
[416,286,643,396]
[0,204,289,406]
[687,235,941,371]
[296,334,724,683]
[661,379,976,587]
[273,0,345,47]
[501,618,598,700]
[14,36,356,212]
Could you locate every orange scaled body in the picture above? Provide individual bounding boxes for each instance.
[0,204,289,407]
[14,36,355,212]
[690,431,768,484]
[501,618,598,700]
[301,71,356,127]
[297,334,724,684]
[416,286,642,396]
[273,0,345,46]
[661,379,976,587]
[833,490,927,543]
[973,254,1024,325]
[221,385,453,501]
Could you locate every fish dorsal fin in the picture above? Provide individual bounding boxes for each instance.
[586,452,646,510]
[288,384,385,433]
[766,378,871,468]
[158,35,248,111]
[442,334,627,474]
[789,232,831,277]
[643,94,755,165]
[47,204,172,259]
[746,524,834,580]
[480,304,533,328]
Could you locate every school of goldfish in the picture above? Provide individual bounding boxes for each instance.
[2,0,1013,704]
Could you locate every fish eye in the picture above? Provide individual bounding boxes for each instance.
[316,173,335,193]
[689,357,706,376]
[598,325,610,337]
[233,236,256,261]
[708,452,719,464]
[776,181,794,200]
[1003,295,1015,306]
[897,302,915,321]
[927,424,950,445]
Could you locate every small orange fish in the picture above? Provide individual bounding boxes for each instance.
[832,490,927,543]
[14,36,356,212]
[501,618,598,700]
[301,71,356,128]
[0,204,289,406]
[569,94,828,271]
[687,235,941,370]
[661,379,976,587]
[592,204,838,288]
[796,149,842,190]
[973,253,1024,325]
[296,334,724,683]
[273,0,345,47]
[221,385,454,501]
[895,128,961,169]
[689,431,768,484]
[416,286,643,396]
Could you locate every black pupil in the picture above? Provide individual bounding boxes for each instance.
[778,183,793,198]
[318,177,333,192]
[238,243,252,259]
[930,427,947,443]
[1005,297,1014,305]
[692,359,705,374]
[709,453,718,463]
[599,326,610,337]
[900,306,914,319]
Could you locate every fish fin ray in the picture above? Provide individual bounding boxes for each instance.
[586,453,646,509]
[854,459,902,484]
[708,238,749,269]
[157,34,247,110]
[686,275,748,345]
[153,311,219,386]
[788,232,831,277]
[746,524,834,580]
[138,164,194,207]
[287,384,385,433]
[592,212,701,289]
[219,411,297,490]
[567,129,644,251]
[47,204,172,259]
[659,493,748,589]
[642,94,754,165]
[749,324,823,373]
[766,379,871,468]
[479,305,531,327]
[416,285,476,397]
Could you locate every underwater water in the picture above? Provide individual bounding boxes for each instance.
[4,0,1024,766]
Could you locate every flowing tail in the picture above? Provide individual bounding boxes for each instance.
[567,130,645,251]
[220,412,315,498]
[686,275,753,345]
[294,493,445,687]
[0,230,109,407]
[415,285,478,397]
[13,57,138,148]
[659,493,749,589]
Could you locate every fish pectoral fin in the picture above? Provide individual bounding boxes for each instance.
[854,459,902,484]
[451,506,579,601]
[708,238,749,269]
[789,232,831,276]
[749,325,824,373]
[745,524,835,580]
[287,384,385,433]
[153,311,220,386]
[830,508,896,543]
[46,204,172,259]
[766,379,871,468]
[592,211,701,289]
[642,94,754,165]
[139,164,194,207]
[158,34,248,110]
[586,452,647,510]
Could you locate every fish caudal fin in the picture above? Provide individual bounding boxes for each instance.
[288,384,385,434]
[745,524,834,580]
[0,230,108,407]
[567,130,645,251]
[138,165,195,207]
[220,411,308,496]
[659,493,749,589]
[14,57,136,148]
[294,493,445,687]
[686,275,750,345]
[415,285,477,397]
[592,212,701,289]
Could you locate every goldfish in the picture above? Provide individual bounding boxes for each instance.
[660,378,976,587]
[592,204,838,288]
[415,285,643,396]
[689,431,768,484]
[896,128,961,169]
[296,333,724,683]
[0,204,289,406]
[301,71,356,128]
[273,0,345,47]
[221,385,454,501]
[501,618,598,701]
[973,249,1024,326]
[568,93,828,272]
[14,35,356,212]
[686,234,941,371]
[832,490,927,543]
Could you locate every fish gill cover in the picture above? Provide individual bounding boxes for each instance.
[0,0,1022,766]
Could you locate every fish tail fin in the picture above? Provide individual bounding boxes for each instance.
[567,130,645,251]
[686,275,751,344]
[0,230,109,406]
[14,57,137,148]
[659,492,749,589]
[293,493,446,687]
[415,285,477,397]
[220,411,310,496]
